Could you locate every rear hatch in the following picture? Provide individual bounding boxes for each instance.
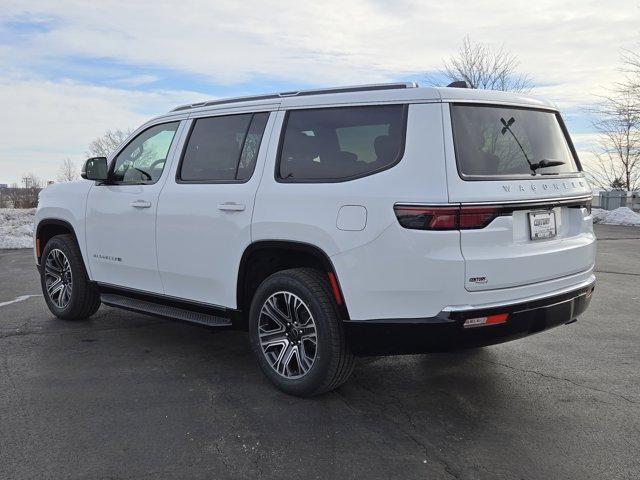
[445,103,595,291]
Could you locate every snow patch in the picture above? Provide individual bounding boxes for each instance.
[0,208,36,248]
[592,207,640,227]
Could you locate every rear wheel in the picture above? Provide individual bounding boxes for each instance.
[249,268,355,397]
[40,234,101,320]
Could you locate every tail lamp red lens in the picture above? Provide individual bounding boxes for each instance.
[393,206,458,230]
[394,205,505,230]
[459,207,504,229]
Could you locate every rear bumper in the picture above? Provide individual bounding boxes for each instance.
[344,278,595,355]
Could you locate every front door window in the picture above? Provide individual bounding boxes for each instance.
[112,122,180,184]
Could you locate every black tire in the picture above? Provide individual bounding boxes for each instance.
[40,234,101,320]
[249,268,355,397]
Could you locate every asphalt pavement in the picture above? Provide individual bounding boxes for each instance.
[0,224,639,479]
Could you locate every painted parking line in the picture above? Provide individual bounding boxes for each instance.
[0,294,42,307]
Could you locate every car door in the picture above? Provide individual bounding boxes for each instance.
[156,107,277,307]
[85,120,185,293]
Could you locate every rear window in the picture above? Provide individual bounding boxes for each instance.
[278,105,406,182]
[451,104,579,179]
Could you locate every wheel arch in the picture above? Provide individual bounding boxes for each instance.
[236,240,350,322]
[36,218,80,264]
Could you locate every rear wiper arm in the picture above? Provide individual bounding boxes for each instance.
[529,159,565,171]
[500,118,565,175]
[500,116,536,173]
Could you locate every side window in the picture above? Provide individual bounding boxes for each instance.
[179,112,269,182]
[237,113,269,181]
[278,105,406,182]
[112,122,179,184]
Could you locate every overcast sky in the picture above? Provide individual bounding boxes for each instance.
[1,0,639,185]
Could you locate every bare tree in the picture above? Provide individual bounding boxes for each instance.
[22,173,42,208]
[57,158,79,182]
[23,172,42,190]
[430,36,532,93]
[86,129,132,158]
[586,88,640,191]
[621,49,640,96]
[7,174,43,208]
[7,183,22,208]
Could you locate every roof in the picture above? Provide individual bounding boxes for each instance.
[164,83,557,118]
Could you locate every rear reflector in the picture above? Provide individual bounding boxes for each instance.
[327,272,343,305]
[463,313,509,328]
[35,238,41,258]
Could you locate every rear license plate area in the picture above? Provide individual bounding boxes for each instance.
[528,210,556,240]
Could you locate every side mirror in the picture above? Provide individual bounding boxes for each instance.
[81,157,108,182]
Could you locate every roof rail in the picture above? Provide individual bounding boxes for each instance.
[171,82,419,112]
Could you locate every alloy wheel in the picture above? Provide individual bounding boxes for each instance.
[44,248,73,309]
[258,291,317,379]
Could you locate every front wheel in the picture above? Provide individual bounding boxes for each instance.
[40,234,101,320]
[249,268,355,397]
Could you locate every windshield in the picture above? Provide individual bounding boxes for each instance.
[451,104,580,178]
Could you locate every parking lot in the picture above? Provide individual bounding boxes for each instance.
[1,224,638,480]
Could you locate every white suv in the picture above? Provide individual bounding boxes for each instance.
[35,83,596,396]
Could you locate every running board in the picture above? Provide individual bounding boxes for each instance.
[100,293,232,327]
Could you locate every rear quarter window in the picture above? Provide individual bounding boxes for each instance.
[277,105,407,182]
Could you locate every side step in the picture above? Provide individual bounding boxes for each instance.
[100,293,232,327]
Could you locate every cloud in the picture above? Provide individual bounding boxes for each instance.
[571,132,601,150]
[0,0,638,183]
[4,1,638,94]
[0,76,206,183]
[107,75,159,88]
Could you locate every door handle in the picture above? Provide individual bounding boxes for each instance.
[217,202,246,212]
[131,200,152,209]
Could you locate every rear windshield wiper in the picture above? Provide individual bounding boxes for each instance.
[500,117,565,175]
[529,159,565,171]
[500,116,536,173]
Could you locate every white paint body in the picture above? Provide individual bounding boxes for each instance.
[36,86,596,321]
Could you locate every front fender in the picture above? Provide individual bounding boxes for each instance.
[36,181,93,276]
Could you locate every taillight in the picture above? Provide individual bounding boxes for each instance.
[394,205,504,230]
[393,206,458,230]
[459,206,503,229]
